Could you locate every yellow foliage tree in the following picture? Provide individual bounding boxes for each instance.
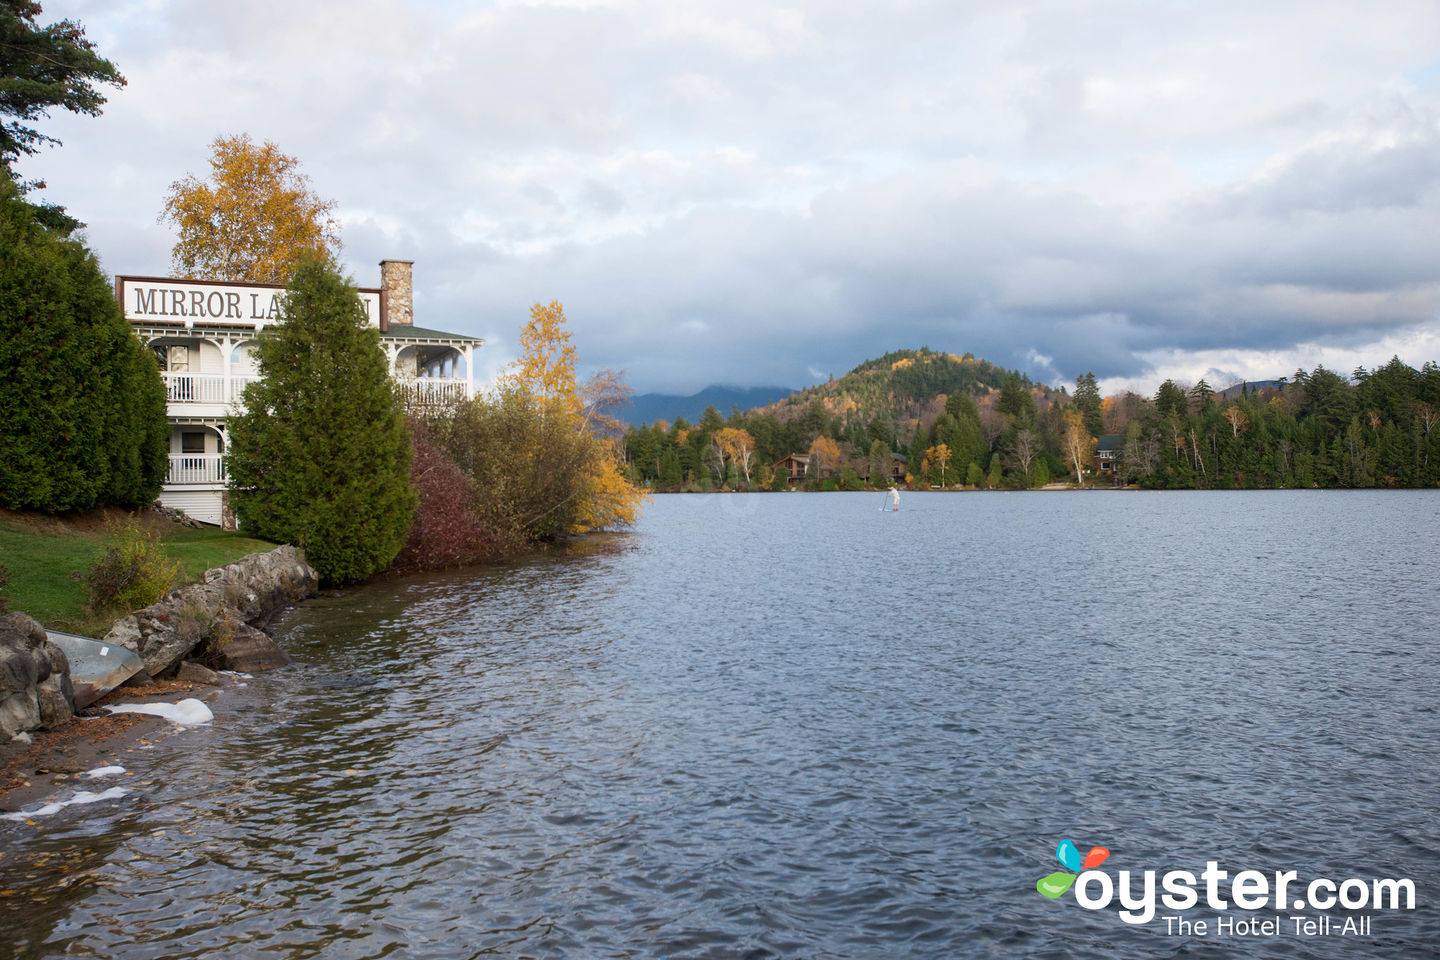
[501,301,580,417]
[926,442,951,486]
[160,133,341,283]
[505,301,648,531]
[1062,410,1097,486]
[808,435,842,479]
[1223,404,1250,436]
[714,427,756,483]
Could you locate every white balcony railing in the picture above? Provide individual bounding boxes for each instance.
[159,374,470,412]
[162,372,227,404]
[167,454,227,485]
[398,378,469,405]
[230,375,259,402]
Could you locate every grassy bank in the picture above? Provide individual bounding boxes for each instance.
[0,509,274,636]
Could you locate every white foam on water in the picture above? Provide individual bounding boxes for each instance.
[87,765,127,778]
[104,698,214,726]
[1,786,129,821]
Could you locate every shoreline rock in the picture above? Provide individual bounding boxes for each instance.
[0,614,76,740]
[1,545,316,744]
[103,545,317,678]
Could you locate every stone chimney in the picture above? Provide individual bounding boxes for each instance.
[380,259,414,328]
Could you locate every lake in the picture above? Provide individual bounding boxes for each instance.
[3,491,1439,958]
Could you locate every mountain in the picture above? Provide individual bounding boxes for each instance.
[754,347,1059,432]
[618,384,796,426]
[1217,379,1283,399]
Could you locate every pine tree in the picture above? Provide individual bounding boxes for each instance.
[226,255,415,582]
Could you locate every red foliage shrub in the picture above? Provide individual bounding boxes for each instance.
[390,418,495,574]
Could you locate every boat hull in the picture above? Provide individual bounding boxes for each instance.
[44,631,144,709]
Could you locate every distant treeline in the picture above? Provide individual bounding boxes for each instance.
[621,355,1440,491]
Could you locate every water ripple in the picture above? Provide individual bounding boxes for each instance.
[2,492,1439,958]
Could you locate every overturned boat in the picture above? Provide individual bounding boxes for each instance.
[44,631,144,709]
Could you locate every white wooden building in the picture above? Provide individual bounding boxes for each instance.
[117,260,484,526]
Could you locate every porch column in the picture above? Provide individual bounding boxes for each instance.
[465,344,475,399]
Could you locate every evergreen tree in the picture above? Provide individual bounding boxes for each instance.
[1,2,125,168]
[1075,372,1103,437]
[1155,379,1188,421]
[226,255,415,582]
[996,373,1036,424]
[0,173,166,512]
[658,447,683,487]
[868,439,890,488]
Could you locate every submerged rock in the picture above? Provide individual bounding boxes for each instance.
[208,622,292,672]
[176,661,221,685]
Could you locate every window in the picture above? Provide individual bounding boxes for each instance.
[168,345,190,372]
[181,432,206,454]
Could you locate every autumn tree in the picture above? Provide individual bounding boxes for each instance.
[1061,410,1096,486]
[430,300,648,540]
[1223,404,1250,436]
[500,300,581,415]
[226,255,414,582]
[160,134,341,283]
[808,435,842,480]
[926,442,952,486]
[715,427,756,484]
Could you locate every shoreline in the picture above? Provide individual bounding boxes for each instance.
[0,676,221,815]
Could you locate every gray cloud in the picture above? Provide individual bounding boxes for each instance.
[20,0,1440,394]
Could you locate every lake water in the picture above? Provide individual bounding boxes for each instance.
[3,491,1440,958]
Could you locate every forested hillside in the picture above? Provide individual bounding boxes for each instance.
[621,348,1440,493]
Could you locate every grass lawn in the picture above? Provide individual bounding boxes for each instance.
[0,510,275,636]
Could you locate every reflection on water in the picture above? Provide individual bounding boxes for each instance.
[3,491,1439,959]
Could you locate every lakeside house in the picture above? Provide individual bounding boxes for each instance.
[772,451,907,486]
[1093,433,1122,477]
[117,260,484,526]
[773,453,812,485]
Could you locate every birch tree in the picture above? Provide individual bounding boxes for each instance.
[161,134,341,283]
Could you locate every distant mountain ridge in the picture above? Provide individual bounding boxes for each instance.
[619,384,796,426]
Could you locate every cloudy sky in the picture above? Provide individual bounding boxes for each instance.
[20,0,1440,396]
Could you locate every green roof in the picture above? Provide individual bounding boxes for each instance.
[381,324,484,344]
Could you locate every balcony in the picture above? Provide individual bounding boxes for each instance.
[161,372,228,404]
[397,378,469,406]
[167,454,226,485]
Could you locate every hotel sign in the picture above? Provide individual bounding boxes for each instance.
[116,276,383,328]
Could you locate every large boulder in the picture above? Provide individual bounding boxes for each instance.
[0,613,75,738]
[103,546,317,677]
